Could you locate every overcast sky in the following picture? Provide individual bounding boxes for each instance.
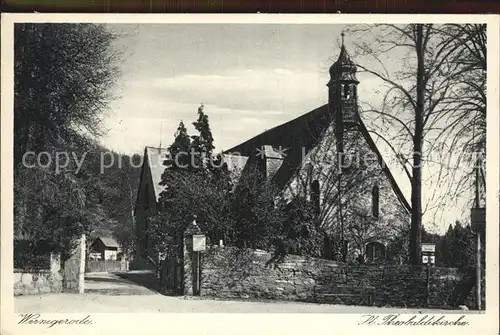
[102,24,388,153]
[100,23,472,234]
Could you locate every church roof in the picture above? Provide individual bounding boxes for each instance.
[225,104,332,157]
[224,105,411,214]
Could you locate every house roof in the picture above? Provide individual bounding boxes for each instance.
[97,236,120,248]
[221,153,250,185]
[262,145,285,180]
[145,147,170,201]
[220,153,249,173]
[139,147,251,202]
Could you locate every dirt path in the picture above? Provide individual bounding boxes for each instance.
[84,272,158,296]
[14,293,480,314]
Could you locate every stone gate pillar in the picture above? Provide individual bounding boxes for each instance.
[63,233,85,294]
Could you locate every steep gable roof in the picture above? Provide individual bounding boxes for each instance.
[225,104,331,157]
[136,147,251,205]
[96,236,120,248]
[145,147,170,201]
[224,104,411,214]
[221,153,249,172]
[134,146,168,211]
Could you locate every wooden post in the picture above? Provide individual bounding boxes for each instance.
[194,251,201,295]
[476,232,481,310]
[474,160,482,311]
[426,262,430,307]
[475,159,480,208]
[191,251,198,296]
[198,251,201,295]
[183,218,204,296]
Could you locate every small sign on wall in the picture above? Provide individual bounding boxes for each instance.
[421,243,436,265]
[193,234,206,252]
[421,243,436,253]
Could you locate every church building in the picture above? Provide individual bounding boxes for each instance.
[134,35,411,266]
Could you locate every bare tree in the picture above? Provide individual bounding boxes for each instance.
[429,24,487,208]
[345,24,485,264]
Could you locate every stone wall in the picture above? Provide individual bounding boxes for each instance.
[14,235,86,295]
[200,247,470,309]
[14,253,62,296]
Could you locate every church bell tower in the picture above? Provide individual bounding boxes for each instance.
[327,32,360,153]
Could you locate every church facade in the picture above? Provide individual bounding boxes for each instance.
[134,38,411,265]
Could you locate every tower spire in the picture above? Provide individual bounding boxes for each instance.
[341,30,345,46]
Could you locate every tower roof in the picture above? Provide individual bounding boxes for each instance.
[328,33,359,85]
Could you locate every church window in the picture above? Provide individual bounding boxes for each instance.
[372,184,380,218]
[366,242,386,262]
[310,180,320,214]
[143,217,149,251]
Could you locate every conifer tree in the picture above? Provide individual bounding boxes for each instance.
[191,104,215,170]
[167,121,191,169]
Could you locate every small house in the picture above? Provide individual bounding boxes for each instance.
[90,236,120,261]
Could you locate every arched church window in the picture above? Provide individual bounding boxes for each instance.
[372,184,380,218]
[310,180,320,215]
[143,217,149,251]
[352,85,357,100]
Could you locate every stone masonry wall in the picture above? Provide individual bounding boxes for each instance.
[14,235,86,295]
[14,253,62,296]
[200,247,469,309]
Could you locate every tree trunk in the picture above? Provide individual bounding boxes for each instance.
[410,24,425,265]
